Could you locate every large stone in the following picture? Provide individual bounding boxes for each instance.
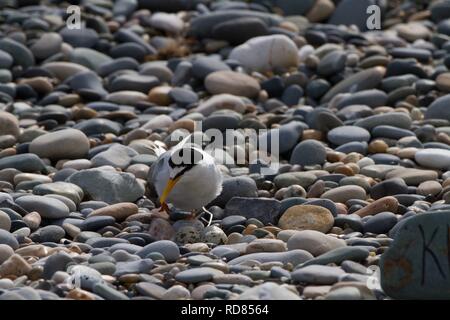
[210,176,258,207]
[229,35,299,73]
[67,169,144,204]
[287,230,347,256]
[290,140,326,166]
[237,282,300,300]
[0,111,20,138]
[380,210,450,299]
[205,70,260,98]
[33,182,84,204]
[278,205,334,233]
[88,203,138,221]
[225,197,281,225]
[415,148,450,170]
[321,186,367,203]
[15,195,70,219]
[329,0,376,31]
[321,67,386,103]
[29,129,90,161]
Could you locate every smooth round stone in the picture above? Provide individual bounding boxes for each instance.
[417,181,442,196]
[80,216,116,231]
[245,239,286,254]
[0,111,20,138]
[415,148,450,169]
[321,186,367,203]
[372,125,414,140]
[0,50,13,69]
[363,212,398,234]
[30,32,62,60]
[335,142,368,155]
[29,129,90,160]
[202,114,240,131]
[425,94,450,120]
[292,265,346,285]
[0,211,11,231]
[88,203,138,222]
[93,283,130,300]
[33,182,84,204]
[60,27,99,48]
[354,112,412,130]
[225,197,280,225]
[228,249,313,267]
[317,50,347,77]
[237,282,300,300]
[148,12,184,34]
[221,215,247,230]
[168,88,198,107]
[384,168,438,186]
[97,57,139,77]
[69,48,112,70]
[110,74,160,93]
[229,34,299,73]
[281,84,304,106]
[390,48,431,63]
[0,38,35,69]
[259,121,304,154]
[370,178,408,200]
[328,126,371,146]
[42,62,90,81]
[15,195,69,219]
[0,230,18,250]
[321,67,386,103]
[335,89,387,109]
[211,17,268,45]
[205,70,260,98]
[31,225,65,243]
[42,251,74,280]
[211,176,258,207]
[396,22,431,42]
[303,199,338,216]
[302,246,370,267]
[0,244,14,264]
[67,169,144,204]
[91,144,137,169]
[290,140,326,166]
[437,73,450,92]
[175,267,224,283]
[287,230,347,257]
[334,214,364,232]
[274,172,317,189]
[136,240,180,262]
[192,56,230,79]
[278,205,334,233]
[194,94,246,116]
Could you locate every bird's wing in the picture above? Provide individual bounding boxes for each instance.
[149,150,171,195]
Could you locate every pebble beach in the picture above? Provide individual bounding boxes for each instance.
[0,0,450,301]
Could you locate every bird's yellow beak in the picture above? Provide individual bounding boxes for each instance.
[159,177,181,209]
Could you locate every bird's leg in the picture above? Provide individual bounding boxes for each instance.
[198,207,213,227]
[159,202,170,213]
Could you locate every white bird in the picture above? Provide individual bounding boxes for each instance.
[150,135,223,225]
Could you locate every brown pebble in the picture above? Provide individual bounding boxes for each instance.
[148,86,173,105]
[354,196,399,217]
[302,129,323,141]
[368,140,388,154]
